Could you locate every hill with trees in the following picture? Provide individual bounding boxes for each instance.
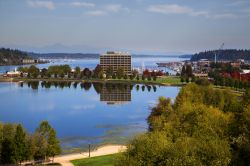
[115,83,250,165]
[0,48,33,65]
[191,49,250,61]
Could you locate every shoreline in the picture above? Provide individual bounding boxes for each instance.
[53,144,127,166]
[0,77,184,87]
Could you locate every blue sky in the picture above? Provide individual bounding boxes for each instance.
[0,0,250,54]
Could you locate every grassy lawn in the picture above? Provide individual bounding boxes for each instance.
[71,154,119,166]
[155,76,182,84]
[5,76,182,86]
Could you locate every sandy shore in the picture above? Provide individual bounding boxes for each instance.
[53,145,127,166]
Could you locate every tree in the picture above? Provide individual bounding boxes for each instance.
[13,124,27,164]
[186,64,193,78]
[181,65,186,77]
[106,66,113,78]
[28,65,40,78]
[34,121,60,161]
[75,66,81,74]
[41,68,47,78]
[33,133,47,160]
[83,68,92,79]
[148,75,152,81]
[116,67,125,79]
[93,65,103,78]
[47,129,61,162]
[124,74,128,80]
[1,123,15,164]
[153,75,157,81]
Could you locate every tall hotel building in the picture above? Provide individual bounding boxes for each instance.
[100,51,132,74]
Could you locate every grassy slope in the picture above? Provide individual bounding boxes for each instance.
[71,154,118,166]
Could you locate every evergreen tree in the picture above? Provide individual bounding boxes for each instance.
[181,65,186,77]
[186,65,193,78]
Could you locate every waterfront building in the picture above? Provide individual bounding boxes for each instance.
[100,51,132,74]
[22,59,36,64]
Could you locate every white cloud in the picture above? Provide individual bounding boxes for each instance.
[147,4,193,15]
[104,4,123,13]
[71,1,95,8]
[85,10,107,16]
[85,4,129,16]
[27,0,55,10]
[147,4,238,19]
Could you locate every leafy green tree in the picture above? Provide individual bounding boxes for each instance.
[75,66,81,75]
[123,74,128,80]
[33,133,47,160]
[83,68,92,79]
[41,68,47,78]
[1,123,15,164]
[17,66,29,73]
[47,129,61,162]
[13,124,27,164]
[34,121,61,161]
[106,66,113,78]
[94,65,103,78]
[153,75,157,81]
[116,67,124,79]
[28,65,40,78]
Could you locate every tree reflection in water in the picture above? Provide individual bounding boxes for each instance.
[19,81,157,104]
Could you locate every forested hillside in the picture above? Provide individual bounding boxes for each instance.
[191,49,250,61]
[116,83,250,165]
[0,48,32,65]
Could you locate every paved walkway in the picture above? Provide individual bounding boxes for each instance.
[53,145,127,166]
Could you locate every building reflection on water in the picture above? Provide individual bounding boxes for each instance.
[100,84,131,104]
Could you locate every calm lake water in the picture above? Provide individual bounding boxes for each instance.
[0,81,180,152]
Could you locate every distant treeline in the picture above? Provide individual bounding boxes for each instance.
[0,48,32,65]
[191,49,250,61]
